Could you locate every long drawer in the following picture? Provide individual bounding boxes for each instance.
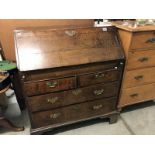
[78,68,120,87]
[24,76,76,96]
[130,31,155,50]
[123,67,155,88]
[127,49,155,70]
[31,97,117,128]
[119,83,155,107]
[21,62,120,82]
[27,82,119,112]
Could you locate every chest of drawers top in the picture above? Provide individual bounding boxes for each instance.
[114,21,155,51]
[14,26,124,72]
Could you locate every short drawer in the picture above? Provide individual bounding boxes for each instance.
[78,68,121,87]
[127,49,155,70]
[123,67,155,88]
[27,82,119,112]
[31,97,117,128]
[24,77,76,96]
[119,83,155,107]
[130,31,155,50]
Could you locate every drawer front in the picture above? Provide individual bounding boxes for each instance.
[22,61,121,82]
[130,31,155,50]
[24,77,76,96]
[28,82,119,112]
[127,50,155,70]
[123,67,155,88]
[78,68,121,87]
[119,83,155,107]
[31,97,117,128]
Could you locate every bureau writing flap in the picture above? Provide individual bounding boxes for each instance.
[14,26,124,71]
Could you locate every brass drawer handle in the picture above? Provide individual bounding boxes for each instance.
[72,105,80,110]
[65,30,76,37]
[134,75,143,80]
[93,104,103,110]
[94,89,104,96]
[130,93,138,98]
[50,112,61,119]
[94,72,105,78]
[138,57,149,62]
[47,96,59,104]
[146,38,155,43]
[72,89,82,95]
[46,81,58,88]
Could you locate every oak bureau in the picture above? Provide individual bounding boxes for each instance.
[114,21,155,109]
[14,26,124,134]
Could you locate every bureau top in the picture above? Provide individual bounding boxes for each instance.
[14,26,124,71]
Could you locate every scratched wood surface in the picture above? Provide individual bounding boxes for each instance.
[14,26,124,71]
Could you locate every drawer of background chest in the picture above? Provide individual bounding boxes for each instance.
[27,81,119,112]
[23,76,76,96]
[130,31,155,50]
[119,83,155,107]
[78,67,121,87]
[123,67,155,88]
[31,97,117,128]
[127,49,155,70]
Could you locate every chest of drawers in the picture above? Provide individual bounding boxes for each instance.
[14,26,124,134]
[115,22,155,108]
